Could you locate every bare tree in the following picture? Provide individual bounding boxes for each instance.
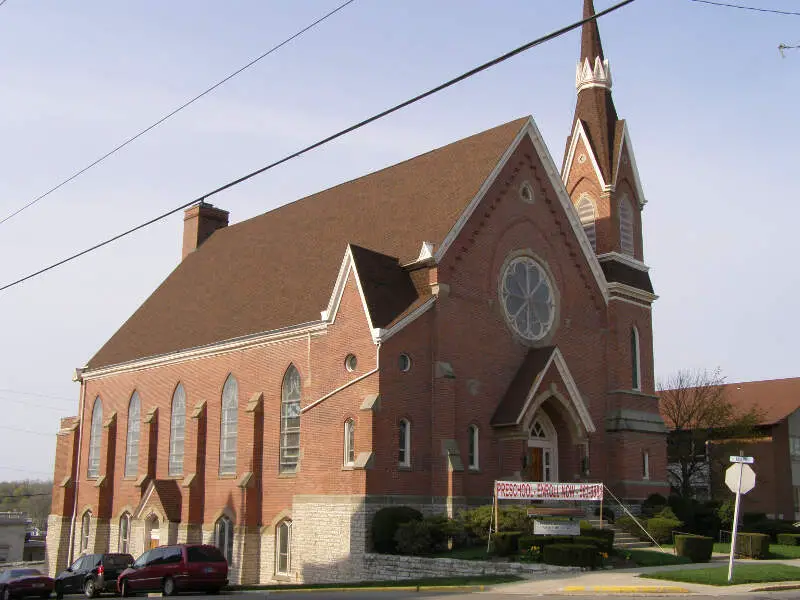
[659,369,763,499]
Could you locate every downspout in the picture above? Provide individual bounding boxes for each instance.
[67,369,87,564]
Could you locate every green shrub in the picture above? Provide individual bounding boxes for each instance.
[743,512,767,526]
[458,505,493,542]
[491,531,522,557]
[543,543,599,568]
[371,506,422,553]
[424,514,465,550]
[394,520,433,555]
[716,499,735,529]
[744,520,800,542]
[655,506,679,521]
[579,527,615,554]
[646,517,682,544]
[674,534,713,563]
[594,507,616,523]
[777,533,800,546]
[615,516,638,536]
[734,532,770,559]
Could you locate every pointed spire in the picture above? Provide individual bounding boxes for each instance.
[581,0,605,64]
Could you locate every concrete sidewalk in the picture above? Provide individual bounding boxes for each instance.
[491,555,800,595]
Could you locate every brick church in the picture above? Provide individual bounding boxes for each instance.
[47,1,668,584]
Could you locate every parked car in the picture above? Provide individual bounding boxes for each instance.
[54,553,134,598]
[117,545,228,596]
[0,568,54,600]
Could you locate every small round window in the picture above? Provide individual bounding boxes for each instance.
[398,354,412,373]
[345,354,357,372]
[519,181,534,204]
[500,256,556,342]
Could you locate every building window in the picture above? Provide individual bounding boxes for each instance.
[345,354,357,372]
[87,397,103,479]
[519,181,534,204]
[124,392,141,478]
[80,511,91,552]
[344,419,355,466]
[576,194,597,251]
[619,195,634,256]
[791,437,800,459]
[398,353,412,372]
[500,255,556,342]
[642,450,650,480]
[169,384,186,477]
[276,520,292,575]
[398,419,411,467]
[631,326,641,391]
[214,516,234,564]
[468,425,479,470]
[219,375,238,475]
[280,365,301,473]
[118,513,131,554]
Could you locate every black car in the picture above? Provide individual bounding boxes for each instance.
[54,554,134,598]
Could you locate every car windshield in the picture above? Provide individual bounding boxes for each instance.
[186,546,226,563]
[11,570,42,577]
[133,552,149,568]
[103,555,132,567]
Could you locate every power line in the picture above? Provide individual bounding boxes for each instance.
[688,0,800,16]
[0,425,54,437]
[0,388,74,401]
[0,0,636,294]
[0,1,9,8]
[0,0,357,228]
[0,396,73,413]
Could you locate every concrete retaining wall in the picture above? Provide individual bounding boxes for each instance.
[361,554,579,580]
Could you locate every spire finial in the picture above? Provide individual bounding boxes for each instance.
[576,0,611,92]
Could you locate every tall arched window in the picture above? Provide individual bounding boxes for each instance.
[398,419,411,467]
[220,375,238,474]
[468,425,479,470]
[576,194,597,251]
[343,419,355,466]
[87,397,103,478]
[169,384,186,476]
[276,520,292,575]
[124,392,141,478]
[118,512,131,554]
[80,510,92,552]
[619,195,634,256]
[631,326,641,391]
[280,366,301,474]
[214,516,234,564]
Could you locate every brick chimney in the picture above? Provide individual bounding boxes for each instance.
[182,201,229,260]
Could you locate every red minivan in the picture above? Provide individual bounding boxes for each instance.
[117,545,227,596]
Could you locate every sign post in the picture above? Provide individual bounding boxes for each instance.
[725,456,756,584]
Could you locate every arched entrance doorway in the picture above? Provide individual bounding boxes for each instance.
[145,514,160,549]
[526,412,557,482]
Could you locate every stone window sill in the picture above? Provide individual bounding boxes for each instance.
[278,472,297,479]
[398,465,412,472]
[273,574,292,582]
[218,473,238,480]
[122,476,137,481]
[468,467,481,473]
[341,465,355,471]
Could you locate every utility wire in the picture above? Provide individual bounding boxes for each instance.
[0,0,636,294]
[688,0,800,16]
[0,0,357,228]
[0,396,73,413]
[0,0,9,8]
[0,425,55,437]
[0,388,74,401]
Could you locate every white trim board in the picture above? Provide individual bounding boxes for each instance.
[612,123,647,208]
[561,119,607,190]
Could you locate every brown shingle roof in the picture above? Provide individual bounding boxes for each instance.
[491,347,555,426]
[88,117,529,369]
[660,378,800,428]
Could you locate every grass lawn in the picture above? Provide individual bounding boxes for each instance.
[710,543,800,559]
[231,575,522,591]
[643,564,800,586]
[625,549,691,567]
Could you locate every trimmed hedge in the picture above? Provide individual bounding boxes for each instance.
[394,520,433,556]
[372,506,422,553]
[744,520,800,542]
[675,534,713,563]
[580,526,615,553]
[646,517,682,544]
[777,533,800,546]
[543,543,599,568]
[734,532,770,559]
[492,531,522,557]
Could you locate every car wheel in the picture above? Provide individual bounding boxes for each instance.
[84,579,97,599]
[161,578,175,598]
[119,580,130,598]
[55,584,64,600]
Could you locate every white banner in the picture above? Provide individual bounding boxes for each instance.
[495,481,603,501]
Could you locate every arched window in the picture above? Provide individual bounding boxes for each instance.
[214,516,234,564]
[275,520,292,575]
[468,425,479,470]
[576,194,597,251]
[80,511,92,552]
[631,326,641,391]
[87,397,103,478]
[220,375,238,475]
[619,195,634,256]
[344,419,355,466]
[398,419,411,467]
[124,392,141,478]
[169,384,186,476]
[280,366,301,474]
[118,512,131,554]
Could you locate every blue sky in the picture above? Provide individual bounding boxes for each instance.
[0,0,798,481]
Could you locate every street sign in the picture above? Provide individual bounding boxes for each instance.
[725,464,756,495]
[730,456,754,464]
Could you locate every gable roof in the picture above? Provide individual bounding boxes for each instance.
[660,378,800,428]
[87,117,529,370]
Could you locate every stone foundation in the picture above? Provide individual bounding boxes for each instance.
[45,515,71,576]
[362,554,579,580]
